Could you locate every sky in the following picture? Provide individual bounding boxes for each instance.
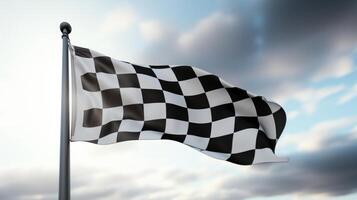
[0,0,357,199]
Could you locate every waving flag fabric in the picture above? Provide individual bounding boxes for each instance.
[70,45,287,165]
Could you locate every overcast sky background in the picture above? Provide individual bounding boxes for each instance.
[1,0,357,199]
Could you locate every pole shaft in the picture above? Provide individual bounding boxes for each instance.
[59,27,70,200]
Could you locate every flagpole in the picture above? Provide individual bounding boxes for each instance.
[59,22,71,200]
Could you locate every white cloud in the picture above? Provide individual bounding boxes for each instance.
[353,125,357,133]
[281,117,356,152]
[287,110,300,120]
[351,126,357,139]
[139,20,174,42]
[312,56,354,82]
[298,85,345,113]
[279,84,345,114]
[101,7,138,33]
[338,83,357,105]
[178,12,236,51]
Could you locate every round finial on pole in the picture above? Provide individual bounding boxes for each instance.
[60,22,72,34]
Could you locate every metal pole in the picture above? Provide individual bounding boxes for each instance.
[59,22,72,200]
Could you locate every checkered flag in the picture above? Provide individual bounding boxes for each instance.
[70,45,287,165]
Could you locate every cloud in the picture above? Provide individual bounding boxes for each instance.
[140,11,256,75]
[139,20,175,43]
[201,129,357,200]
[261,0,357,44]
[294,85,345,114]
[2,122,357,200]
[281,117,357,152]
[72,172,165,200]
[178,12,236,52]
[101,7,138,33]
[138,0,357,101]
[0,169,57,200]
[277,84,345,114]
[312,56,354,82]
[0,166,205,200]
[338,83,357,105]
[251,0,357,88]
[287,110,300,120]
[353,126,357,133]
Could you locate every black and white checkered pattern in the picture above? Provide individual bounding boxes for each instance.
[70,45,287,165]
